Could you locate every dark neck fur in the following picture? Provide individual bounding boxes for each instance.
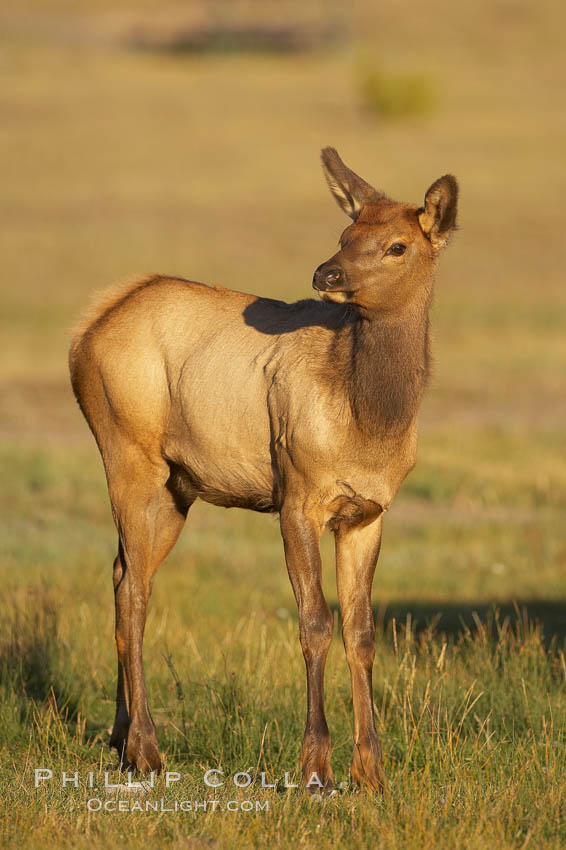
[335,295,432,436]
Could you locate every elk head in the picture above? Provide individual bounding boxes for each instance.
[313,147,458,314]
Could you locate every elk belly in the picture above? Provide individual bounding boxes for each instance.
[165,366,275,512]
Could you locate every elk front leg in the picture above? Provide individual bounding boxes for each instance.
[280,504,334,794]
[335,517,387,793]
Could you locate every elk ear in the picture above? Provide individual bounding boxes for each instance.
[321,147,385,221]
[418,175,458,250]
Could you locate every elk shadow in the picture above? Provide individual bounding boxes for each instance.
[0,594,107,739]
[328,598,566,647]
[243,296,355,336]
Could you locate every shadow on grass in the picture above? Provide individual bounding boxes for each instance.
[370,599,566,646]
[0,594,109,737]
[325,599,566,646]
[0,600,77,716]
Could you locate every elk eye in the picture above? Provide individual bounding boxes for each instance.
[385,242,406,257]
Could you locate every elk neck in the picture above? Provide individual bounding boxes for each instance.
[331,289,433,436]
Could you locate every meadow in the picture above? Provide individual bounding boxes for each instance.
[0,2,565,847]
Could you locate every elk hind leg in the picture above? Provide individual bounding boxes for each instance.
[106,446,190,772]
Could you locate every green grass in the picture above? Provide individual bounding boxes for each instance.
[1,0,566,846]
[1,573,564,849]
[0,439,564,848]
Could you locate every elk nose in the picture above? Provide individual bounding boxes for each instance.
[312,265,344,291]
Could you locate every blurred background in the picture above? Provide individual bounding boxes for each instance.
[1,0,565,637]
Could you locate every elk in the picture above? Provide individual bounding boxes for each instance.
[69,148,458,794]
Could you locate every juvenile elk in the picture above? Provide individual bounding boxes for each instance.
[69,148,458,794]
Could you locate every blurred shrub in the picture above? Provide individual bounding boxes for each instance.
[129,22,342,56]
[359,66,437,119]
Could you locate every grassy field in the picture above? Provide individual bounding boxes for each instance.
[1,1,565,847]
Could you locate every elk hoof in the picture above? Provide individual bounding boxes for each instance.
[309,785,339,802]
[109,733,128,766]
[306,778,336,799]
[302,763,335,797]
[350,753,388,796]
[109,721,130,761]
[125,728,163,774]
[350,738,389,795]
[300,734,334,797]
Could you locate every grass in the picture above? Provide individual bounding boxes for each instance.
[1,0,565,847]
[0,437,564,848]
[0,583,564,848]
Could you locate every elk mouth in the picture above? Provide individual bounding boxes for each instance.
[318,289,351,304]
[312,264,353,303]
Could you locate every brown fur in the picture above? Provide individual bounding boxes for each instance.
[69,147,458,793]
[327,298,431,436]
[69,274,161,355]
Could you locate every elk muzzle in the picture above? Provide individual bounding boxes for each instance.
[312,263,347,291]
